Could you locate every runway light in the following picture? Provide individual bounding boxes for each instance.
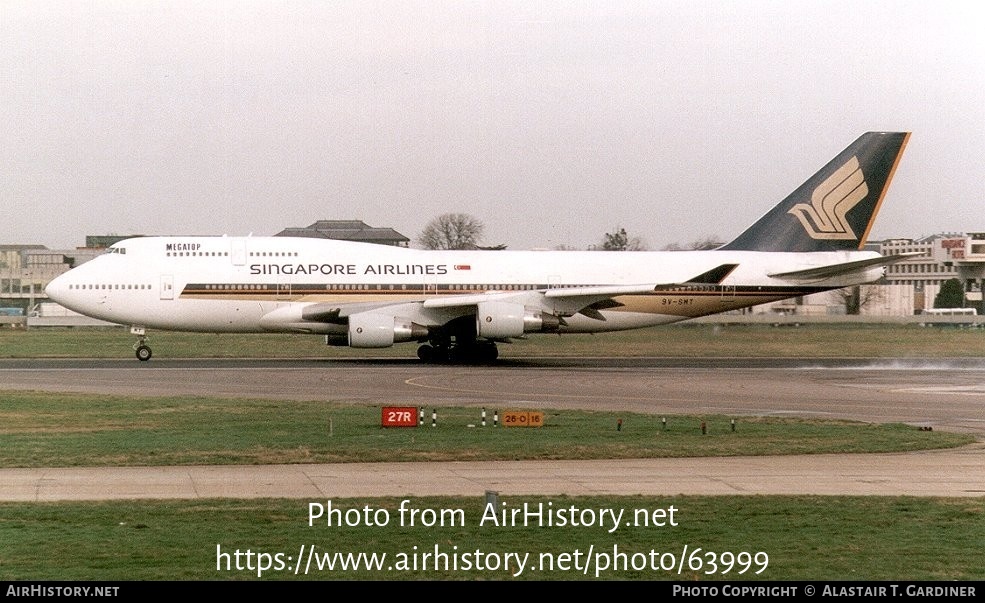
[617,418,623,432]
[662,417,667,430]
[731,418,736,432]
[701,421,707,435]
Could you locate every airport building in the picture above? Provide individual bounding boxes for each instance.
[274,220,410,247]
[1,245,102,314]
[880,233,985,312]
[758,233,985,316]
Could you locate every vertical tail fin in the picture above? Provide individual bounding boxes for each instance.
[720,132,910,252]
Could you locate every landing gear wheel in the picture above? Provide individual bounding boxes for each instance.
[431,346,450,363]
[130,326,151,362]
[479,343,499,362]
[418,343,451,363]
[447,342,499,364]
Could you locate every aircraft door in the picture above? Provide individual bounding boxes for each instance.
[230,239,247,266]
[160,275,174,300]
[423,275,437,297]
[547,275,562,314]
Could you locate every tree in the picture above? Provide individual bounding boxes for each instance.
[418,213,485,250]
[934,278,965,309]
[686,236,724,251]
[598,227,646,251]
[661,236,724,251]
[830,285,885,315]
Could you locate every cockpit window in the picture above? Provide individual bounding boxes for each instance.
[105,247,127,255]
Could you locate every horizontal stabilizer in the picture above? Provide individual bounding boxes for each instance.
[768,252,924,281]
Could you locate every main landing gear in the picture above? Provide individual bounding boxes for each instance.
[415,318,501,364]
[131,326,152,362]
[417,341,499,364]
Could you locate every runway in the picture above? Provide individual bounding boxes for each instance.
[4,357,985,433]
[1,357,984,501]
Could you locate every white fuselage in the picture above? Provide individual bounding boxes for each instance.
[45,236,882,338]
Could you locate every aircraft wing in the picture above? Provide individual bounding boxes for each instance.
[300,301,412,323]
[768,252,925,282]
[421,283,665,306]
[295,288,647,326]
[422,284,675,320]
[420,263,739,311]
[296,264,740,325]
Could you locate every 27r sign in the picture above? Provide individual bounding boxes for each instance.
[382,406,418,427]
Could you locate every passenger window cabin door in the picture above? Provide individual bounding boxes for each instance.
[231,239,247,266]
[160,275,174,300]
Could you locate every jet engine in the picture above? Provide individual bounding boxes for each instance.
[346,312,429,348]
[475,301,561,339]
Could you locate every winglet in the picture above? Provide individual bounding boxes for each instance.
[720,132,910,252]
[686,264,739,284]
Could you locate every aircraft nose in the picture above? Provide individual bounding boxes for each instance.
[44,273,69,304]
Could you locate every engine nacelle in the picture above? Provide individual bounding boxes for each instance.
[347,312,428,348]
[476,301,561,339]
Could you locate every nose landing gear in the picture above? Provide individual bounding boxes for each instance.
[131,326,152,361]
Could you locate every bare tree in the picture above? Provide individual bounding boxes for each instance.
[418,213,485,250]
[830,285,885,315]
[687,236,724,250]
[598,227,647,251]
[661,236,723,251]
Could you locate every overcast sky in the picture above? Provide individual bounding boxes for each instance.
[3,1,984,251]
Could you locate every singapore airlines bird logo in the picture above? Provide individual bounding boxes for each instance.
[788,156,868,240]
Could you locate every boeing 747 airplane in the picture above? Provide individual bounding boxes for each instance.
[46,132,912,362]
